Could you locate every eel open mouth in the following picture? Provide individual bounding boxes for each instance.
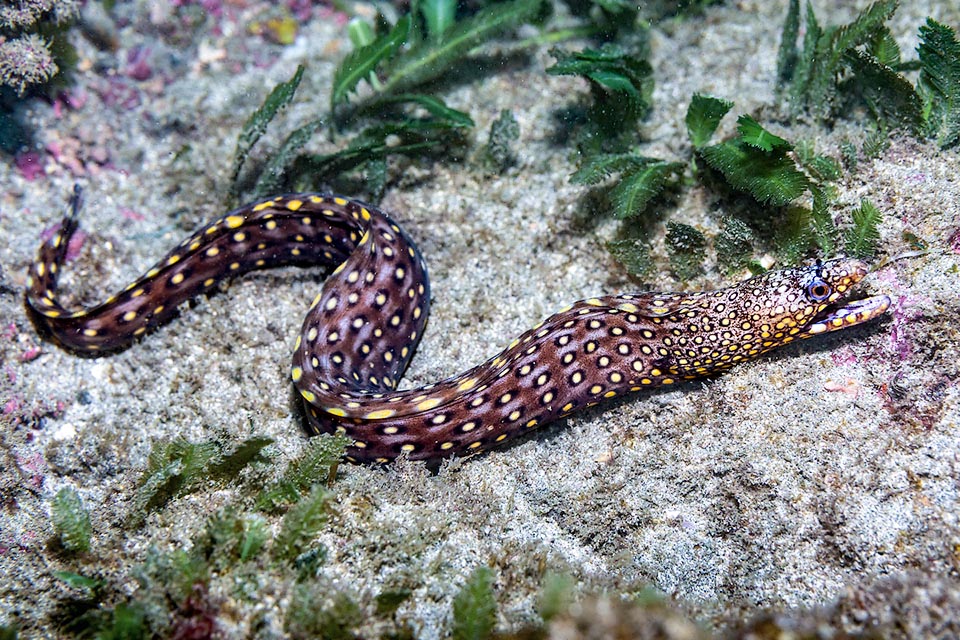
[801,294,892,337]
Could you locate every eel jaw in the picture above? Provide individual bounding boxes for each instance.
[801,294,892,338]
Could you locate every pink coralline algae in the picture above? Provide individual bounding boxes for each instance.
[949,228,960,254]
[125,46,154,80]
[830,345,861,366]
[91,75,142,109]
[53,89,88,117]
[18,453,46,489]
[318,5,349,27]
[823,378,861,399]
[3,396,23,418]
[43,135,114,178]
[120,208,146,221]
[287,0,317,21]
[20,347,42,362]
[3,394,67,431]
[15,151,45,181]
[887,293,928,362]
[870,269,924,363]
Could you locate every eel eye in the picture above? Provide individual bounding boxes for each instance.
[805,278,832,302]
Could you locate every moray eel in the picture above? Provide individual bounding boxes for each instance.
[26,189,891,462]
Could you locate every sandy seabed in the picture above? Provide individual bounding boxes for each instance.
[1,0,959,637]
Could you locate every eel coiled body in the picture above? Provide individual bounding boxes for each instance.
[26,189,891,462]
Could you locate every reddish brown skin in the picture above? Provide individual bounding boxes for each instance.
[26,190,891,463]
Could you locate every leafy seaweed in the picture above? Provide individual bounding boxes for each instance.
[55,570,105,594]
[844,198,883,258]
[578,82,834,275]
[917,18,960,149]
[788,1,821,110]
[685,93,733,149]
[775,206,815,264]
[422,0,457,40]
[452,566,497,640]
[868,26,902,68]
[610,160,684,219]
[367,93,476,127]
[363,157,389,199]
[794,140,841,183]
[199,507,269,571]
[251,118,325,198]
[231,65,304,189]
[329,0,546,123]
[60,591,140,637]
[810,0,899,117]
[273,484,334,563]
[210,436,275,478]
[252,92,472,199]
[780,6,960,148]
[485,109,520,173]
[238,517,269,563]
[250,92,471,198]
[690,104,811,210]
[572,154,683,219]
[286,586,362,639]
[715,216,756,275]
[293,115,467,193]
[810,187,838,256]
[570,153,649,185]
[257,435,351,513]
[94,603,148,640]
[384,0,544,95]
[134,547,209,612]
[52,487,92,553]
[606,238,653,277]
[547,44,654,137]
[700,138,809,206]
[780,0,899,117]
[688,104,854,263]
[839,138,859,170]
[736,114,792,152]
[130,436,272,526]
[130,456,185,526]
[347,17,376,48]
[538,573,575,623]
[845,48,923,134]
[862,123,891,159]
[331,16,410,114]
[775,0,800,90]
[665,222,706,280]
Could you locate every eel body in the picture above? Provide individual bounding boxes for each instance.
[26,190,891,462]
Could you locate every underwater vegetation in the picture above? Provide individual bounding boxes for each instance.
[0,0,79,156]
[45,435,348,637]
[779,0,960,150]
[0,0,77,95]
[164,0,959,280]
[51,487,91,554]
[229,0,551,205]
[561,0,960,278]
